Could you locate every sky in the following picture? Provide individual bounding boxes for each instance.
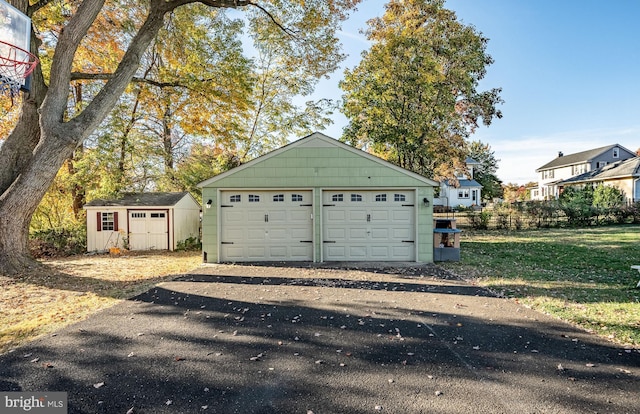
[310,0,640,184]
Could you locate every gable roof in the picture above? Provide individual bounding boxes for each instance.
[198,132,438,187]
[536,144,633,171]
[559,157,640,185]
[84,192,195,208]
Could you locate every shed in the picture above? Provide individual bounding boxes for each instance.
[198,132,438,263]
[83,192,201,252]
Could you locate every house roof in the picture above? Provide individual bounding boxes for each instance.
[559,157,640,185]
[198,132,439,187]
[536,144,630,171]
[458,179,482,188]
[84,192,194,208]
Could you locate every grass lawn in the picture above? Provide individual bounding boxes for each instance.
[439,224,640,347]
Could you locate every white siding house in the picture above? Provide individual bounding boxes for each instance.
[434,157,482,210]
[84,192,201,252]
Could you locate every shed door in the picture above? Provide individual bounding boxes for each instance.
[220,191,313,261]
[129,211,169,250]
[322,190,415,261]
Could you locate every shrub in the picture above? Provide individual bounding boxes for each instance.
[469,210,492,230]
[29,225,87,258]
[176,237,201,251]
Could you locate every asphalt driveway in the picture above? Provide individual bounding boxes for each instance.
[1,263,638,413]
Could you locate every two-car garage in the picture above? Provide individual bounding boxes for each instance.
[199,133,437,263]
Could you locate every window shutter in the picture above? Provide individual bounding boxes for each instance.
[97,212,102,231]
[114,212,119,230]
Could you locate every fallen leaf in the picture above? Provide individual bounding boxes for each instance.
[126,408,135,414]
[174,356,185,361]
[165,400,172,406]
[93,382,105,389]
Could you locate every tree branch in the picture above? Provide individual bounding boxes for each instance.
[69,72,220,90]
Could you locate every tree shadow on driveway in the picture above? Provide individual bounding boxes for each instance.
[1,266,639,414]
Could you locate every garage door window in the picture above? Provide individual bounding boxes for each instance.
[292,194,303,202]
[273,194,284,202]
[351,194,363,202]
[394,194,406,202]
[375,194,387,202]
[332,194,344,202]
[249,194,260,202]
[150,212,165,218]
[230,194,241,203]
[131,212,145,218]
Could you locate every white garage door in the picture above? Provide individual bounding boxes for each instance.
[220,190,313,261]
[129,210,169,250]
[322,190,415,261]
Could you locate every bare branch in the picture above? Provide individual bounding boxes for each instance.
[70,72,217,89]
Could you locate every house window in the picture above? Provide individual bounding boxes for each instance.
[613,148,619,158]
[273,194,284,202]
[248,194,260,202]
[572,164,586,175]
[596,161,608,168]
[351,194,363,202]
[101,212,115,231]
[230,194,241,203]
[375,194,387,202]
[150,212,165,218]
[292,194,303,202]
[458,189,470,199]
[394,194,406,202]
[332,194,344,202]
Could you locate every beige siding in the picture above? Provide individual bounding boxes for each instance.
[85,207,128,252]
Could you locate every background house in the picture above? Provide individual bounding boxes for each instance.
[84,192,201,252]
[198,132,438,263]
[434,157,482,211]
[531,144,636,200]
[558,157,640,203]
